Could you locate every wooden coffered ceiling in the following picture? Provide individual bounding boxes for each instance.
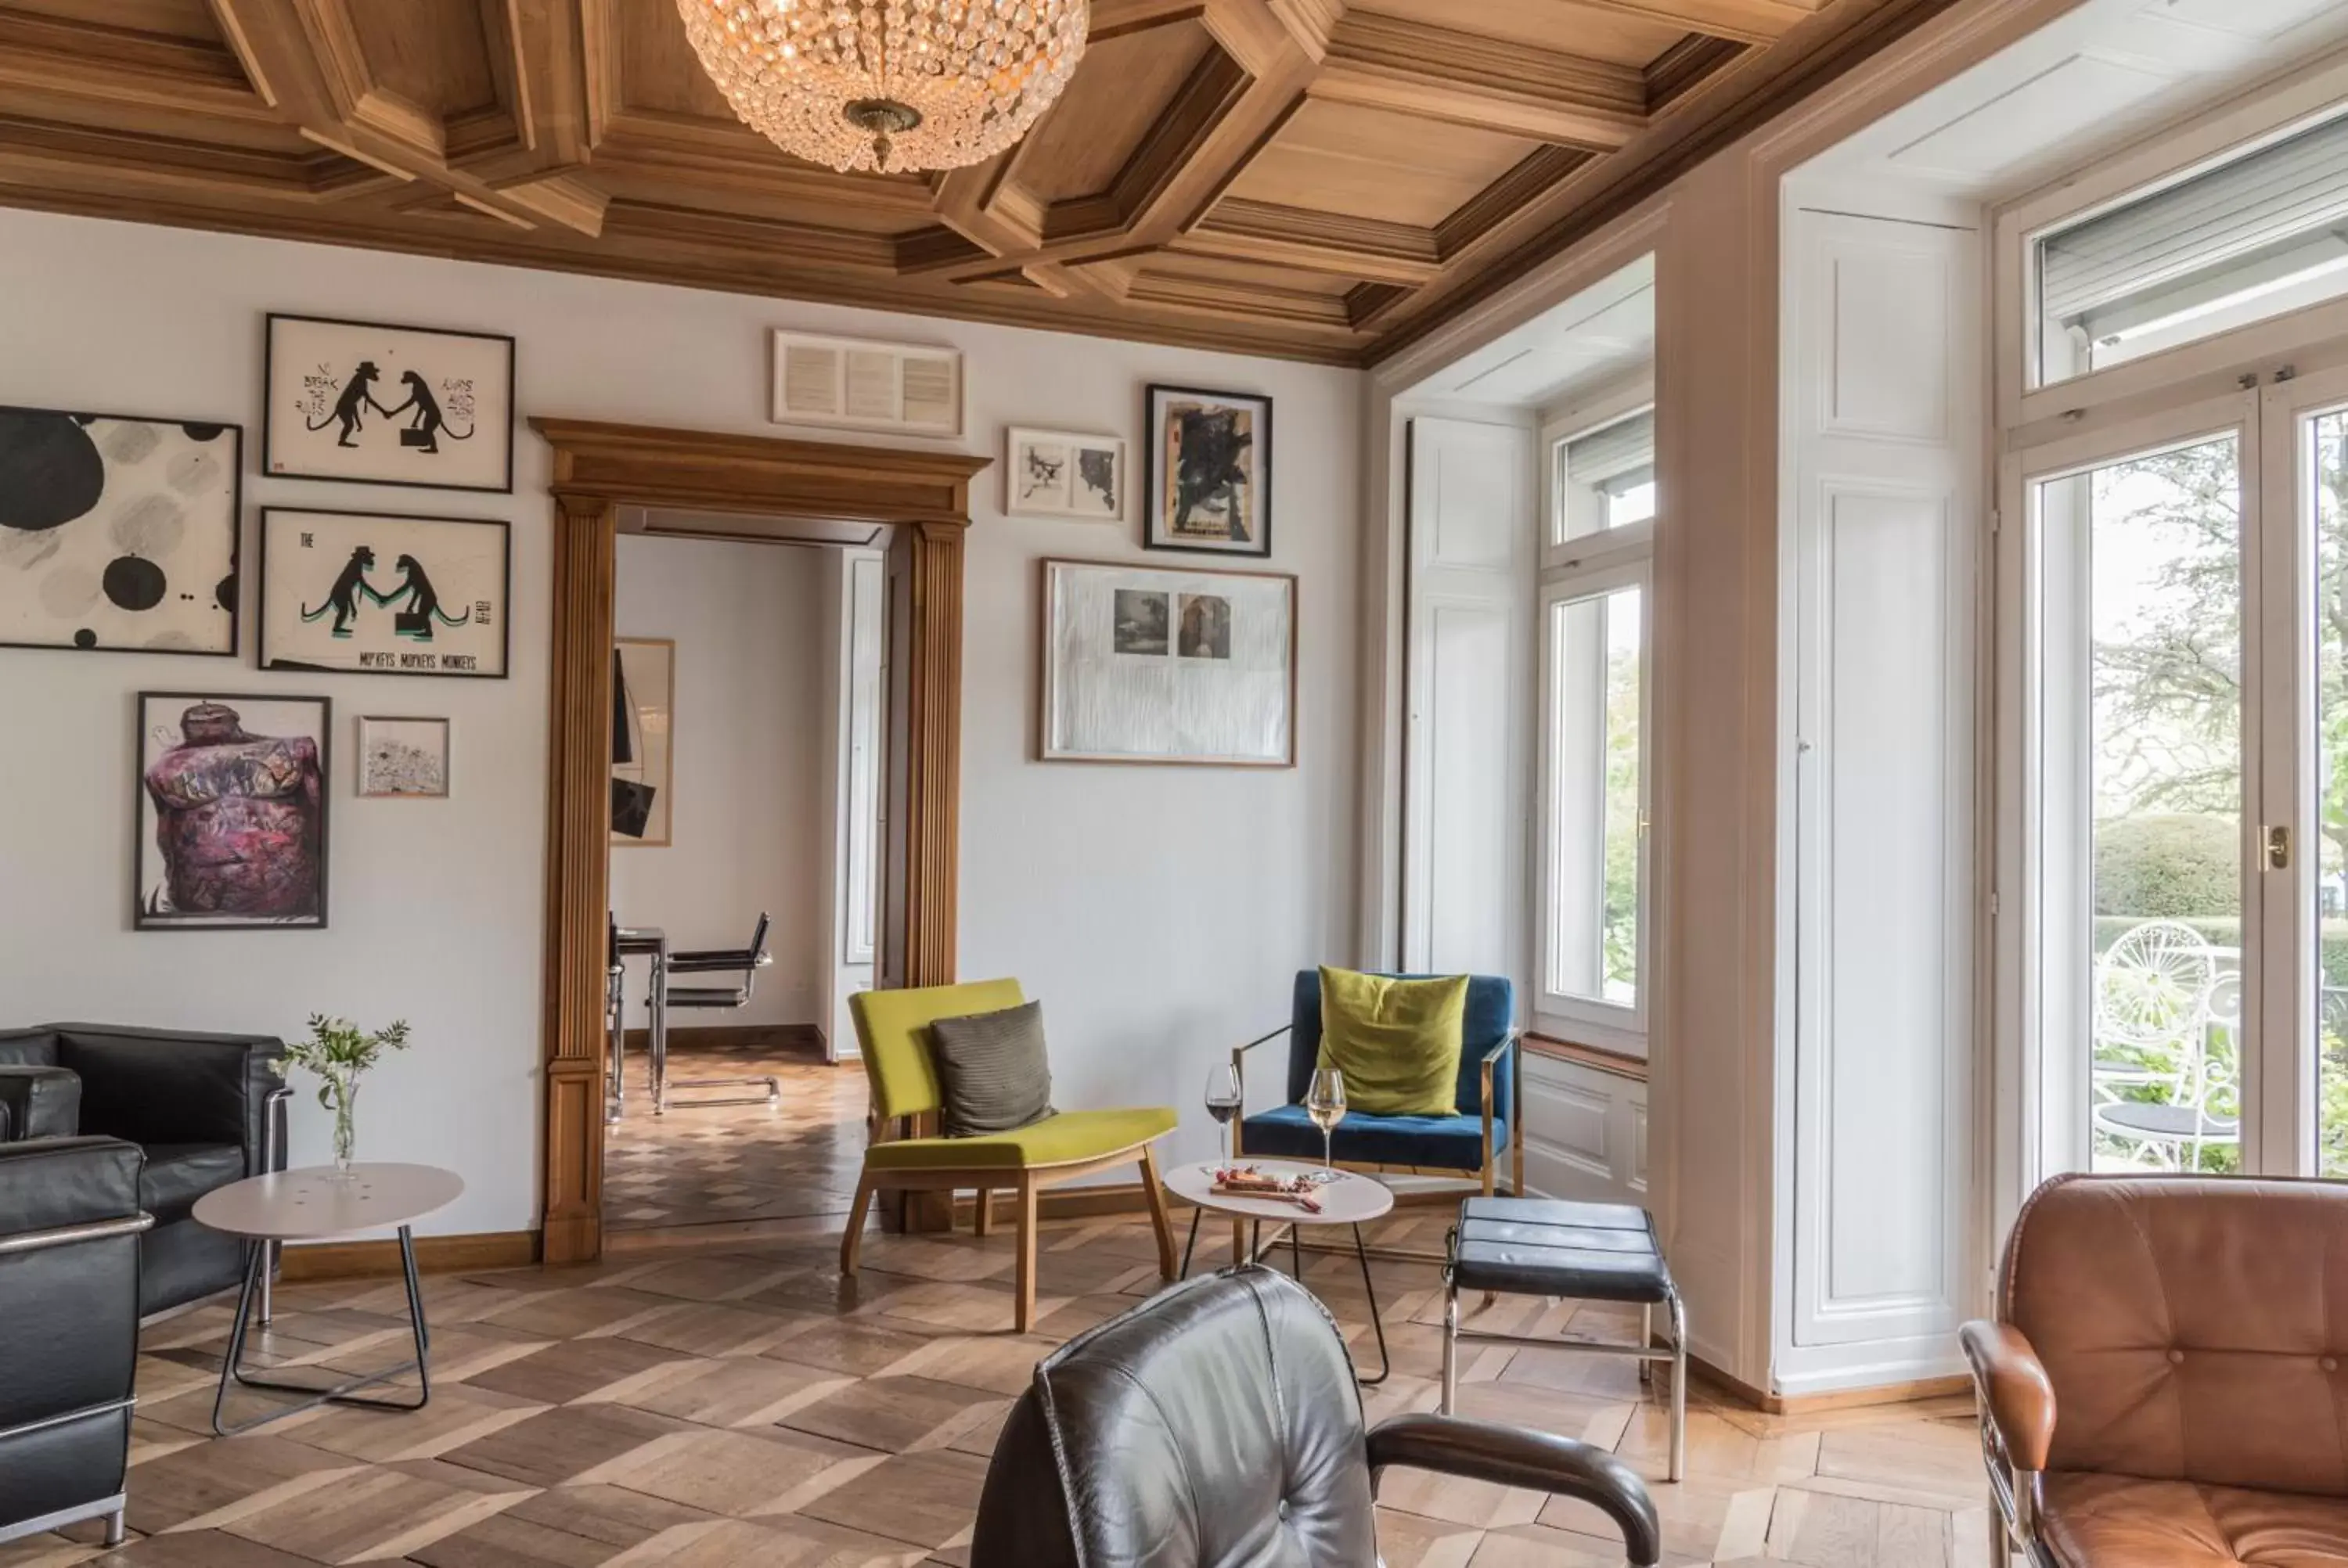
[0,0,1957,365]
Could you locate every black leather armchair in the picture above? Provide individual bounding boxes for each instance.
[0,1136,150,1550]
[0,1024,285,1314]
[972,1268,1661,1568]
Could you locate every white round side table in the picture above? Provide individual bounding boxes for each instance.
[193,1163,463,1436]
[1160,1158,1395,1383]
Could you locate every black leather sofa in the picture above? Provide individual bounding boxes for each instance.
[0,1024,285,1316]
[0,1136,149,1549]
[973,1267,1661,1567]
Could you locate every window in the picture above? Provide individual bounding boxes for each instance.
[2031,108,2348,386]
[1536,408,1654,1047]
[1553,408,1657,542]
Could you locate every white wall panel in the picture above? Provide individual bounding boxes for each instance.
[1522,1053,1648,1206]
[1778,207,1979,1389]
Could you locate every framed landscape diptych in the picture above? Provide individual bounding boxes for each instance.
[258,508,510,678]
[1143,385,1270,557]
[0,405,242,656]
[1006,427,1125,523]
[358,716,451,798]
[1041,558,1295,767]
[264,314,515,493]
[136,692,330,930]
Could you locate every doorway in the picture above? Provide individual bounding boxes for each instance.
[602,524,887,1237]
[528,419,989,1264]
[2019,370,2348,1180]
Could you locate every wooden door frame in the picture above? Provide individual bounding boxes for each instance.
[531,417,990,1264]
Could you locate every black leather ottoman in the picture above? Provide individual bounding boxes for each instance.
[1442,1196,1687,1481]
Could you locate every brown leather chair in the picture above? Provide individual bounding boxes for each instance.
[1962,1172,2348,1567]
[972,1267,1660,1567]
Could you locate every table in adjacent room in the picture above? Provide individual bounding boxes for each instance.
[1160,1158,1394,1384]
[192,1162,463,1436]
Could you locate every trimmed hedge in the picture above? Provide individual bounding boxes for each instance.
[2094,814,2240,919]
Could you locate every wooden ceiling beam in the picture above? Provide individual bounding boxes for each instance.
[1553,0,1819,47]
[0,13,275,124]
[1179,198,1440,285]
[1312,13,1648,149]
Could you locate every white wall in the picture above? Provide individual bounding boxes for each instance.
[609,534,826,1030]
[0,206,1362,1232]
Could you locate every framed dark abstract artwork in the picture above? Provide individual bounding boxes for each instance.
[1006,426,1125,523]
[0,405,241,656]
[136,692,330,930]
[612,637,674,847]
[258,508,510,678]
[1040,558,1295,767]
[1143,385,1270,557]
[264,314,515,493]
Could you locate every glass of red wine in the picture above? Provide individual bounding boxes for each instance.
[1205,1063,1242,1169]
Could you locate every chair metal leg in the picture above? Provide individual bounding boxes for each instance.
[1640,1303,1653,1386]
[663,1073,783,1109]
[1441,1281,1460,1412]
[1668,1289,1687,1483]
[103,1508,124,1548]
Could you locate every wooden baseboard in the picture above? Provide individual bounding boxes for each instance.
[621,1022,828,1057]
[279,1229,541,1282]
[1687,1354,1970,1415]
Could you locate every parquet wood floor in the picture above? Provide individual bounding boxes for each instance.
[603,1048,869,1232]
[1,1200,1991,1568]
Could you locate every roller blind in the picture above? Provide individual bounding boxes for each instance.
[1562,408,1654,487]
[2040,112,2348,329]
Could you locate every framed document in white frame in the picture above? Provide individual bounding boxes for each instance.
[265,314,515,493]
[769,330,963,437]
[1006,427,1125,522]
[357,716,450,798]
[1040,558,1295,767]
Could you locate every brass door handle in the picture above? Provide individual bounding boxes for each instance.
[2267,825,2291,871]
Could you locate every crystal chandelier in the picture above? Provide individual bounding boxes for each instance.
[677,1,1090,175]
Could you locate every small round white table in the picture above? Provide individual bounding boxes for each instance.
[1161,1159,1395,1383]
[193,1163,463,1436]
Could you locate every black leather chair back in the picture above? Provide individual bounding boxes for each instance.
[974,1269,1378,1567]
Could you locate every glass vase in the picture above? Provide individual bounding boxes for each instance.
[330,1077,358,1178]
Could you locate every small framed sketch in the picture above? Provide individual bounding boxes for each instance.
[0,405,242,656]
[358,716,449,798]
[1006,427,1125,523]
[265,314,515,492]
[612,637,674,847]
[137,692,330,930]
[1040,558,1295,767]
[1144,385,1271,557]
[259,508,510,678]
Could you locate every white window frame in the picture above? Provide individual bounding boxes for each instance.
[1991,53,2348,1218]
[1534,393,1656,1055]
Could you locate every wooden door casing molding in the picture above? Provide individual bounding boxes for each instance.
[533,419,989,1264]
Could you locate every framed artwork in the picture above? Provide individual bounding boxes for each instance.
[357,716,450,798]
[136,692,330,930]
[1040,558,1295,767]
[612,638,674,847]
[770,330,963,437]
[1143,385,1271,557]
[0,405,241,656]
[258,508,510,678]
[264,314,515,492]
[1006,427,1125,523]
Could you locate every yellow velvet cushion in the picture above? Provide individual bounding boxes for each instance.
[862,1106,1176,1171]
[1315,967,1467,1117]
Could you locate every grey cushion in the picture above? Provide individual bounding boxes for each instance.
[930,1001,1055,1138]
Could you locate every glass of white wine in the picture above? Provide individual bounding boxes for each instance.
[1305,1067,1345,1181]
[1205,1063,1242,1168]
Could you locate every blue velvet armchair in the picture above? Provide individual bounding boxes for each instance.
[1233,971,1520,1206]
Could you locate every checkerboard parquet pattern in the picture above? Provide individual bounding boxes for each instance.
[603,1045,867,1232]
[2,1203,1992,1567]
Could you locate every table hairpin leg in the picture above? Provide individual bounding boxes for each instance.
[211,1224,431,1437]
[1351,1222,1391,1386]
[1180,1207,1203,1278]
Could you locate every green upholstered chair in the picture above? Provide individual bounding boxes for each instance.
[841,980,1179,1331]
